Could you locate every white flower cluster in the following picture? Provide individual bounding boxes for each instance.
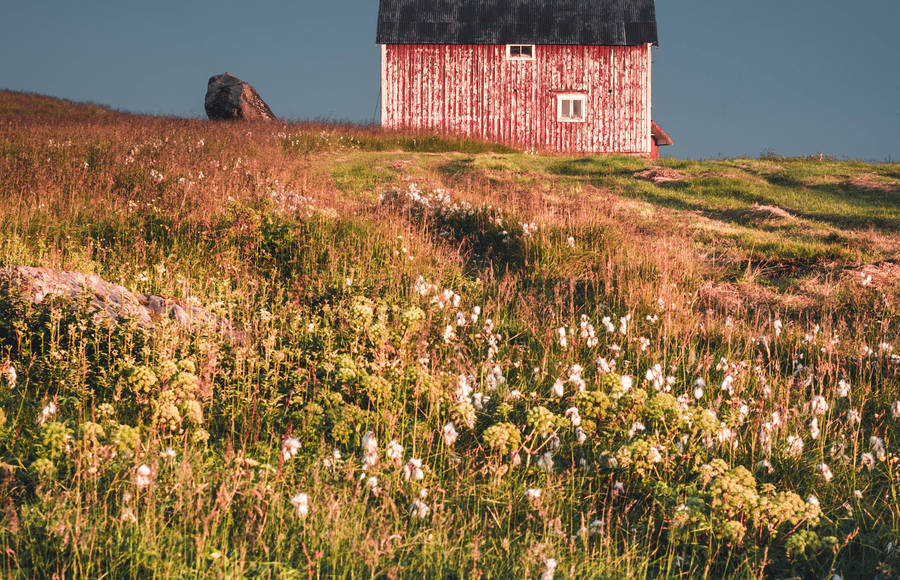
[579,315,598,348]
[282,437,301,461]
[269,185,315,214]
[379,184,475,220]
[3,363,17,388]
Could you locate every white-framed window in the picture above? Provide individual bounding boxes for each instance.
[557,94,587,122]
[506,44,535,60]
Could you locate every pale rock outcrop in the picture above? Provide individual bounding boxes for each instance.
[0,266,230,334]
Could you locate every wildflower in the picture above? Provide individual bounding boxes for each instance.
[442,423,458,447]
[809,418,820,440]
[716,426,737,448]
[645,364,664,391]
[818,463,833,482]
[786,434,804,458]
[486,365,506,390]
[161,447,176,460]
[836,379,851,398]
[597,357,612,373]
[892,401,900,419]
[613,481,624,494]
[566,236,575,248]
[410,498,430,518]
[454,375,473,403]
[759,423,773,453]
[860,452,875,471]
[628,422,645,439]
[619,315,631,336]
[720,375,734,395]
[853,489,863,499]
[551,379,564,398]
[323,448,342,468]
[847,409,861,426]
[542,558,558,580]
[575,426,587,444]
[386,439,403,464]
[282,437,301,461]
[647,446,663,463]
[620,375,633,391]
[135,464,153,489]
[565,407,581,427]
[291,492,309,518]
[361,432,379,468]
[809,395,829,416]
[524,488,542,501]
[693,378,705,399]
[365,476,380,495]
[602,317,615,333]
[870,436,886,461]
[403,458,425,481]
[361,432,378,454]
[443,324,456,343]
[756,459,773,474]
[536,451,554,472]
[556,327,568,348]
[40,402,57,425]
[580,315,598,347]
[639,337,650,352]
[121,505,138,523]
[3,363,15,388]
[567,364,586,391]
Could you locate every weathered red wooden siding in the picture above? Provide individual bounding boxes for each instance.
[381,44,652,155]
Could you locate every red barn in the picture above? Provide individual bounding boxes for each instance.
[377,0,672,157]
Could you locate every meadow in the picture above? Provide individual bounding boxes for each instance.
[0,89,898,578]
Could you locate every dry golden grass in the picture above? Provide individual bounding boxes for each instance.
[1,90,899,579]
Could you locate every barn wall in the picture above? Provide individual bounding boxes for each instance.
[381,44,652,155]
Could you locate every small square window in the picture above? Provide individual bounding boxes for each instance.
[506,44,534,60]
[557,94,586,122]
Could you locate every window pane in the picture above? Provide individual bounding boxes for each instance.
[561,100,571,118]
[573,99,583,119]
[521,46,533,58]
[511,45,520,56]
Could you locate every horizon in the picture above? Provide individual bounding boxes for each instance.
[1,0,897,161]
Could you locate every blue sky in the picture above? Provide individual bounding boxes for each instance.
[1,0,897,160]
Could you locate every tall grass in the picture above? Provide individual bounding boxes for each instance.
[0,91,899,578]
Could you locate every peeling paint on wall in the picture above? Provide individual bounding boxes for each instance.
[381,44,652,155]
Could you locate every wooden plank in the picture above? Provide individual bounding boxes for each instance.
[379,43,653,155]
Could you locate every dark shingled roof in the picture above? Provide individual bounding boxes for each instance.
[377,0,657,46]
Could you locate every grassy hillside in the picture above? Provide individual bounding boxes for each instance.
[0,90,898,578]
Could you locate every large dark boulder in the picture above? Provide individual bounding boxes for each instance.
[204,72,276,121]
